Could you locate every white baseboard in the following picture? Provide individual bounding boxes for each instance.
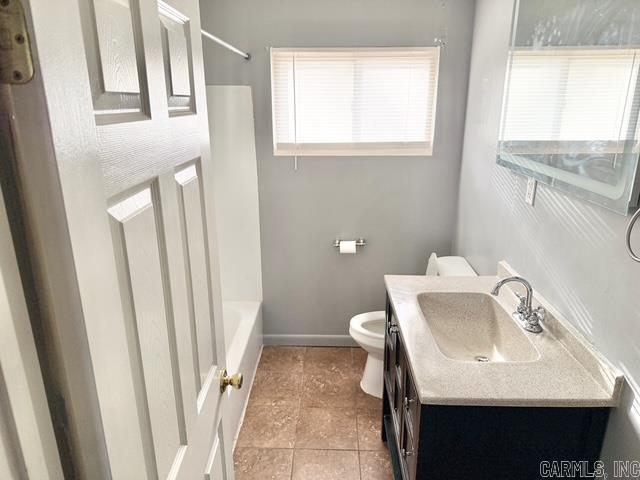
[264,334,357,347]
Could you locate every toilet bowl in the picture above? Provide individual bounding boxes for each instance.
[349,311,386,398]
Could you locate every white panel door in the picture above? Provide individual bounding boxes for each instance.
[6,0,235,477]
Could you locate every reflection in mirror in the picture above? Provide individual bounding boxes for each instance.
[497,0,640,214]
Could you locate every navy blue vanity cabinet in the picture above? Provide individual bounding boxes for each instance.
[381,295,611,480]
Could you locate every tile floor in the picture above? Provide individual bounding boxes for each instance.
[233,346,393,480]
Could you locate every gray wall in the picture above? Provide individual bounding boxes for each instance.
[201,0,476,343]
[455,0,640,465]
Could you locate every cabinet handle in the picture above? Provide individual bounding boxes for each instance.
[402,448,414,458]
[388,324,399,335]
[403,397,416,409]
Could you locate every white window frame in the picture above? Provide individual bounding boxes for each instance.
[270,47,440,157]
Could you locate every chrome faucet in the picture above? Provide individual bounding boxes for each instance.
[491,276,545,333]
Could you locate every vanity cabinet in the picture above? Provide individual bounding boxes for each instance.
[381,295,612,480]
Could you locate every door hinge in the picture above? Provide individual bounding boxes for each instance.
[0,0,33,84]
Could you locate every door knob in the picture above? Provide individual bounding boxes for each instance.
[220,369,243,393]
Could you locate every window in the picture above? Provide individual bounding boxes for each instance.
[270,47,440,156]
[500,49,640,154]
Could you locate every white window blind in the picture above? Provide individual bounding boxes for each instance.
[500,49,640,153]
[270,47,440,156]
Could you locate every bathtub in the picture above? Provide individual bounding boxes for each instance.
[221,301,263,447]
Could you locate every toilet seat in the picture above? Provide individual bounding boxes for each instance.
[349,311,385,352]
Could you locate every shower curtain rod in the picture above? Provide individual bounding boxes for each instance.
[201,29,251,60]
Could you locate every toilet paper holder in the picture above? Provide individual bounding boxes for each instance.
[333,238,366,248]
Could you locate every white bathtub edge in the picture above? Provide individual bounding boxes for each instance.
[230,343,263,453]
[222,302,263,452]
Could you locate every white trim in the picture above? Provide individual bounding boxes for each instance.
[264,334,357,347]
[0,169,63,480]
[158,1,189,23]
[274,142,433,157]
[271,46,440,55]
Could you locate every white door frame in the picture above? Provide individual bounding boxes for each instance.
[0,106,63,478]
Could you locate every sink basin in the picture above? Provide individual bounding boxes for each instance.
[417,292,539,363]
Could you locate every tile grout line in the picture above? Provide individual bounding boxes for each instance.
[290,349,305,480]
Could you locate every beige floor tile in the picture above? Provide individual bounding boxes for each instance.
[236,403,299,449]
[260,346,306,374]
[249,368,302,405]
[245,396,299,409]
[233,448,293,480]
[295,407,357,450]
[355,386,383,413]
[359,450,393,480]
[235,348,394,480]
[292,449,360,480]
[304,347,353,376]
[357,408,386,451]
[301,370,358,408]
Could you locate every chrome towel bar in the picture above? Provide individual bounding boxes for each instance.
[626,208,640,262]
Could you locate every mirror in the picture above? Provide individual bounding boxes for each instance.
[497,0,640,214]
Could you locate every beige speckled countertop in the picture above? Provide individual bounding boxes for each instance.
[385,264,624,408]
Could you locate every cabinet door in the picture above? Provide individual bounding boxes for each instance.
[401,411,418,480]
[385,309,403,432]
[402,366,420,480]
[393,358,405,435]
[403,364,420,440]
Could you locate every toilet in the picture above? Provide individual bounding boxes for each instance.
[349,253,477,398]
[349,311,386,397]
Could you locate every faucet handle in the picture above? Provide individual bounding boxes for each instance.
[522,306,545,333]
[532,306,545,322]
[515,292,528,315]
